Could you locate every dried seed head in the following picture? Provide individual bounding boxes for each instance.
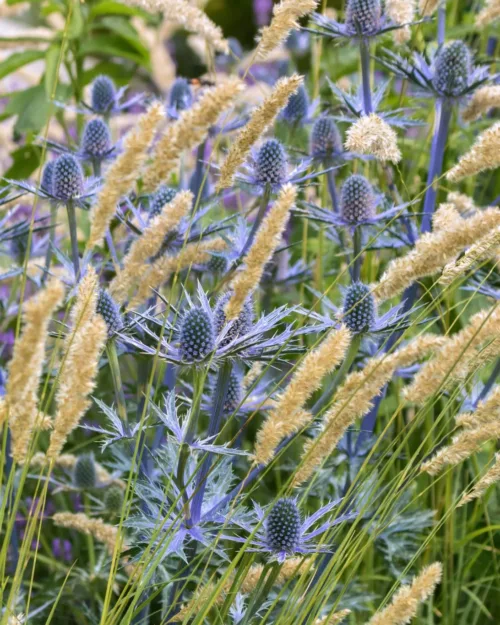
[52,154,84,201]
[82,118,112,158]
[281,84,309,124]
[168,77,194,113]
[310,116,342,158]
[96,289,124,337]
[343,282,376,333]
[266,498,301,554]
[345,0,382,34]
[255,139,288,186]
[340,174,376,224]
[207,254,229,274]
[73,454,97,489]
[433,41,471,97]
[179,307,215,362]
[41,161,55,193]
[214,291,254,346]
[220,370,243,414]
[91,75,116,114]
[104,484,124,514]
[149,185,178,217]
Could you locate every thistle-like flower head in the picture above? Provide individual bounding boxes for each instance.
[52,154,84,202]
[168,77,194,117]
[149,185,178,217]
[433,41,471,97]
[340,174,376,224]
[73,454,97,489]
[255,139,288,187]
[81,118,112,160]
[96,289,124,337]
[104,485,124,513]
[281,85,309,125]
[266,498,301,555]
[179,307,216,362]
[310,116,343,158]
[91,75,116,114]
[221,370,243,415]
[343,282,376,333]
[41,161,55,193]
[214,291,254,347]
[345,0,382,35]
[207,253,229,274]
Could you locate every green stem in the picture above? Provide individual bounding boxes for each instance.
[106,339,128,425]
[240,562,282,625]
[42,202,57,284]
[352,226,363,282]
[65,200,80,278]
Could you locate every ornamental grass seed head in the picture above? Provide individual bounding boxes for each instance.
[179,306,216,362]
[73,454,97,489]
[343,282,377,333]
[433,41,472,98]
[91,75,116,114]
[255,139,288,187]
[310,116,343,159]
[52,154,84,202]
[81,118,112,159]
[340,174,377,224]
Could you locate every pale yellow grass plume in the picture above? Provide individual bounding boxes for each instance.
[87,101,164,250]
[7,279,65,463]
[0,396,7,427]
[345,114,402,163]
[217,74,303,191]
[294,335,446,485]
[53,512,125,556]
[476,0,500,26]
[255,0,319,61]
[131,238,228,307]
[404,305,500,403]
[47,275,107,458]
[457,385,500,429]
[254,325,351,465]
[462,86,500,122]
[109,191,193,304]
[316,610,352,625]
[447,122,500,182]
[386,0,415,44]
[418,0,439,16]
[460,453,500,505]
[143,78,244,192]
[243,362,264,389]
[365,562,442,625]
[225,184,296,320]
[422,423,500,475]
[171,558,312,622]
[125,0,229,53]
[446,192,477,215]
[439,227,500,286]
[374,203,500,301]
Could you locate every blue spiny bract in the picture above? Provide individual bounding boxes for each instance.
[340,174,376,224]
[214,291,254,347]
[179,307,216,362]
[52,154,84,201]
[266,498,301,555]
[255,139,288,187]
[343,282,376,333]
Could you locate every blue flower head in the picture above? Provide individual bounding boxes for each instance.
[168,78,194,118]
[281,85,309,125]
[52,154,84,202]
[149,185,178,217]
[433,41,471,97]
[214,291,254,347]
[221,370,243,415]
[104,485,123,513]
[81,118,112,160]
[41,161,55,193]
[255,139,288,187]
[73,454,96,489]
[343,282,376,333]
[91,75,116,114]
[340,175,376,225]
[179,307,216,362]
[345,0,382,35]
[266,498,301,555]
[310,116,343,159]
[207,253,229,274]
[96,289,124,337]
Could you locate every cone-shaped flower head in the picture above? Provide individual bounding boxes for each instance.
[179,307,216,362]
[169,77,194,113]
[149,185,178,217]
[255,139,288,187]
[91,75,116,114]
[221,370,243,414]
[310,116,342,158]
[340,174,376,224]
[343,282,376,333]
[73,454,97,489]
[104,485,124,513]
[82,118,112,159]
[433,41,471,97]
[281,84,309,124]
[52,154,84,201]
[41,161,55,193]
[214,291,254,346]
[346,0,382,35]
[266,498,301,555]
[96,289,124,337]
[207,254,229,274]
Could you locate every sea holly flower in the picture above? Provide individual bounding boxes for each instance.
[87,75,145,116]
[233,497,354,563]
[179,306,216,363]
[342,282,377,334]
[167,77,194,119]
[73,454,97,490]
[280,84,318,126]
[96,289,124,337]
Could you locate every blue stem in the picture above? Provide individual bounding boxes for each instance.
[360,39,373,115]
[190,141,207,210]
[437,3,446,45]
[421,100,453,233]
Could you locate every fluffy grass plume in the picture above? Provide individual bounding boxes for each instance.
[6,279,65,463]
[225,183,296,319]
[462,85,500,122]
[460,453,500,505]
[87,101,164,249]
[386,0,416,43]
[418,0,439,16]
[53,512,124,556]
[447,122,500,181]
[439,226,500,285]
[217,74,303,191]
[476,0,500,26]
[345,114,402,163]
[254,325,351,465]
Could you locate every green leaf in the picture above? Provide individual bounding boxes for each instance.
[68,0,84,39]
[0,50,46,81]
[89,0,152,21]
[4,83,70,135]
[78,35,149,68]
[3,145,43,181]
[81,61,136,87]
[44,44,61,98]
[97,16,149,57]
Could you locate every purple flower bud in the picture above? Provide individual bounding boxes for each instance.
[310,116,342,157]
[82,118,112,158]
[281,85,309,124]
[41,161,55,193]
[255,139,288,186]
[52,154,84,201]
[91,75,116,113]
